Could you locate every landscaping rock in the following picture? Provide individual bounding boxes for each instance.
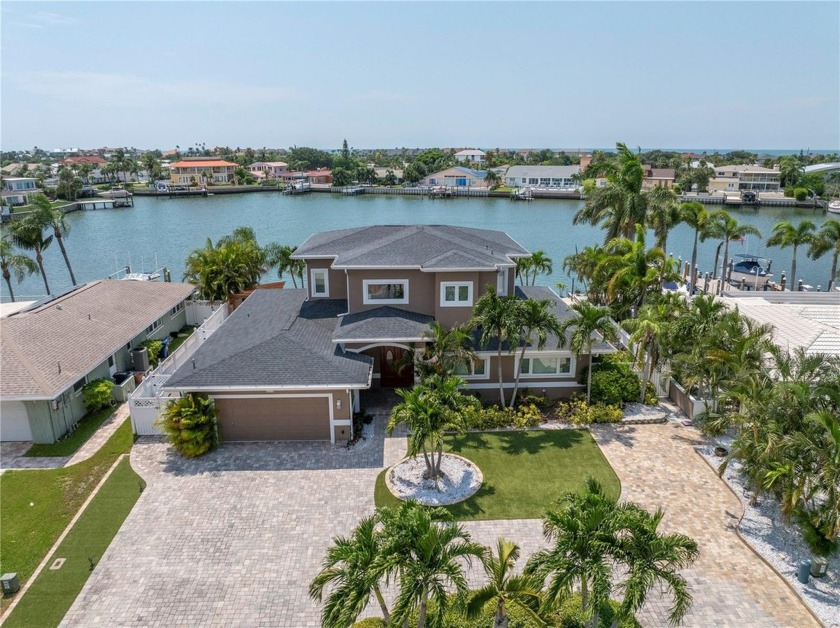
[386,454,483,506]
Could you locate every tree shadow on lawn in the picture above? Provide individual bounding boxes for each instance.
[447,483,498,519]
[447,429,584,457]
[589,424,639,449]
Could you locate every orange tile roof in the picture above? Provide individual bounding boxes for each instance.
[170,160,237,168]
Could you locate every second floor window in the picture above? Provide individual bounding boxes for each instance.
[363,280,408,305]
[311,269,329,297]
[440,281,473,307]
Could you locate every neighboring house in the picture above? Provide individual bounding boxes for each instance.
[249,161,288,179]
[0,280,196,443]
[709,164,782,193]
[2,177,39,206]
[374,167,404,182]
[169,159,238,185]
[454,149,486,166]
[641,165,676,190]
[419,167,488,188]
[62,156,107,167]
[163,225,615,444]
[504,165,580,189]
[279,169,333,184]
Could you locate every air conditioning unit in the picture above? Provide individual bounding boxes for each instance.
[131,347,150,372]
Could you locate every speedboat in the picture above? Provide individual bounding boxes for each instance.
[828,199,840,214]
[730,254,772,289]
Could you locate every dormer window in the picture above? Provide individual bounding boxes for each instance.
[363,280,409,305]
[440,281,473,307]
[311,269,329,297]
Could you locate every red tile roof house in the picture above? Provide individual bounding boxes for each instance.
[0,281,195,443]
[62,155,107,167]
[279,170,333,185]
[162,225,616,444]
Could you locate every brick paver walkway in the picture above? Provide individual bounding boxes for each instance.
[590,422,818,628]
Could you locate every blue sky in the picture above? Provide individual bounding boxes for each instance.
[2,1,838,151]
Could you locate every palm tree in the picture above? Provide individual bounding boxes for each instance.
[417,321,477,378]
[557,301,617,404]
[679,201,712,294]
[515,257,532,286]
[706,211,761,294]
[264,243,305,288]
[646,186,680,253]
[378,501,484,628]
[573,143,647,242]
[9,210,53,295]
[309,515,390,627]
[767,220,817,290]
[466,538,544,628]
[31,194,76,285]
[623,303,672,403]
[484,170,502,188]
[510,299,562,407]
[0,235,39,302]
[183,233,265,302]
[471,286,523,407]
[526,250,553,286]
[807,219,840,291]
[613,506,698,626]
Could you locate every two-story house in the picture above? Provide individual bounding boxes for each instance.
[2,177,39,207]
[163,225,614,444]
[454,149,486,166]
[169,159,238,185]
[249,161,288,179]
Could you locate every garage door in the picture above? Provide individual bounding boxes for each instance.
[0,401,33,441]
[214,397,330,441]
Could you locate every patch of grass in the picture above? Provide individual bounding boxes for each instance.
[0,420,133,613]
[168,325,197,353]
[3,457,145,628]
[25,405,119,458]
[375,430,619,520]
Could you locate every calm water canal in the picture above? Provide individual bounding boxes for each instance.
[2,192,835,301]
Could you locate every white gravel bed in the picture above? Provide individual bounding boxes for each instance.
[699,447,839,627]
[386,453,483,506]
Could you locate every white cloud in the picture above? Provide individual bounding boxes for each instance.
[11,72,307,108]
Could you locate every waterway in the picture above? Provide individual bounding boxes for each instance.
[2,192,835,301]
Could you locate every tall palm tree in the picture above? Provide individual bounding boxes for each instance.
[557,301,617,404]
[510,298,562,407]
[679,201,712,294]
[264,243,305,288]
[31,194,76,285]
[807,219,840,291]
[526,250,553,285]
[309,515,390,627]
[417,321,477,378]
[573,143,647,242]
[378,501,485,628]
[471,286,523,407]
[706,211,761,294]
[0,235,39,302]
[515,257,532,286]
[9,210,53,295]
[767,220,817,290]
[466,538,544,628]
[646,186,681,253]
[623,303,672,403]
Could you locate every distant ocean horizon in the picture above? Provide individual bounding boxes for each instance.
[514,148,840,156]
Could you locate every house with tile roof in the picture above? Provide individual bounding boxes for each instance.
[169,159,238,185]
[163,225,616,443]
[0,280,196,442]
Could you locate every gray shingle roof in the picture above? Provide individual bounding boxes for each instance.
[164,290,372,390]
[1,280,196,399]
[292,225,529,271]
[333,307,434,343]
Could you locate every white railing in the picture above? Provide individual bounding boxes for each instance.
[129,302,229,435]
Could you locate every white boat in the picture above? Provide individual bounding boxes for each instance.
[121,271,161,281]
[729,254,773,289]
[828,200,840,214]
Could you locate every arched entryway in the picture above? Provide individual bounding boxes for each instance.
[379,346,414,388]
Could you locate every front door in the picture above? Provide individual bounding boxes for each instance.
[380,346,413,388]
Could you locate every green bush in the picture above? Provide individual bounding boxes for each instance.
[463,403,544,430]
[81,378,115,411]
[793,187,808,201]
[351,619,387,628]
[555,595,640,628]
[516,388,551,410]
[156,394,219,458]
[558,400,623,425]
[142,339,163,368]
[586,354,642,406]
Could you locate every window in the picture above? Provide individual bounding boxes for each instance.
[497,268,509,296]
[455,177,467,186]
[171,301,185,317]
[108,355,115,368]
[519,355,573,377]
[440,281,473,307]
[529,178,538,184]
[146,318,162,336]
[73,377,86,395]
[311,269,329,297]
[363,279,409,305]
[453,357,488,379]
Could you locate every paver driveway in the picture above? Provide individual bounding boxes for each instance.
[591,422,818,628]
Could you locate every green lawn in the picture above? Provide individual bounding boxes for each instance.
[25,405,119,458]
[3,457,145,628]
[375,430,619,520]
[168,325,197,353]
[0,420,134,613]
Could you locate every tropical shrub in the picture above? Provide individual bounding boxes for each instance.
[462,403,543,430]
[82,378,114,411]
[142,339,163,368]
[586,354,642,406]
[555,595,640,628]
[516,388,551,410]
[557,400,623,425]
[351,619,386,628]
[794,187,808,201]
[157,394,219,458]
